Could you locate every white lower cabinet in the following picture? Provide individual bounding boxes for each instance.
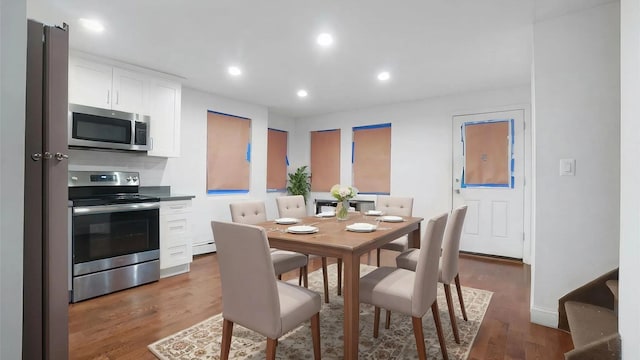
[160,200,193,278]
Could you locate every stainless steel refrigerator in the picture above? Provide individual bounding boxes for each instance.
[24,19,70,360]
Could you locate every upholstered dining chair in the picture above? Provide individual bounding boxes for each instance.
[396,205,468,344]
[360,212,449,360]
[375,195,414,266]
[211,221,321,360]
[275,195,331,303]
[229,201,308,285]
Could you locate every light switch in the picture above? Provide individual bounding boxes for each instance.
[559,158,575,176]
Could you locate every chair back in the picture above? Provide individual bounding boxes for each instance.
[440,205,468,284]
[229,201,267,225]
[376,195,413,216]
[412,212,448,317]
[211,221,282,337]
[275,195,307,218]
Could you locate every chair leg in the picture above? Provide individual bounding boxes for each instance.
[311,313,321,360]
[303,265,309,288]
[376,248,381,267]
[455,274,468,321]
[337,258,343,296]
[221,319,234,360]
[321,257,329,303]
[443,283,460,344]
[431,301,449,360]
[299,267,303,286]
[373,307,381,338]
[385,310,391,329]
[411,316,427,360]
[277,274,282,280]
[266,338,277,360]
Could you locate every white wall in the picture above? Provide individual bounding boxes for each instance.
[69,87,296,248]
[531,2,620,327]
[620,0,640,357]
[0,0,26,358]
[291,86,531,238]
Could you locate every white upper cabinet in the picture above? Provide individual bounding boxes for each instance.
[69,57,147,114]
[147,79,181,157]
[68,58,113,109]
[68,55,182,158]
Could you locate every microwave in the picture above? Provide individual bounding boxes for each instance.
[68,104,150,152]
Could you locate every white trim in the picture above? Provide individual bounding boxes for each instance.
[530,305,559,328]
[193,242,216,255]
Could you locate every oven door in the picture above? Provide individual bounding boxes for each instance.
[72,202,159,276]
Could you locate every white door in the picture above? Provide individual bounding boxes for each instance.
[452,110,525,259]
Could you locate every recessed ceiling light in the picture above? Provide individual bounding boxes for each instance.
[297,89,308,98]
[316,33,334,47]
[79,18,104,33]
[228,66,242,76]
[377,71,391,81]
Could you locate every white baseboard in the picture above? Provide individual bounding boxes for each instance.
[160,263,190,279]
[530,305,559,328]
[193,242,216,255]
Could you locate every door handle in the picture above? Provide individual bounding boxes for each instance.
[455,189,460,194]
[55,152,69,161]
[31,153,42,161]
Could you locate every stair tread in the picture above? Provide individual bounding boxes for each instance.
[565,301,617,348]
[606,280,618,300]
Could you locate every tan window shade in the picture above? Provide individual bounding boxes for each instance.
[267,128,288,190]
[464,121,509,186]
[207,111,251,193]
[353,124,391,194]
[310,129,340,192]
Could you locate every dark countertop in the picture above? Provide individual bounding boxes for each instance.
[140,186,195,201]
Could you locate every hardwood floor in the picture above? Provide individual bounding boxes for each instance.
[68,252,573,359]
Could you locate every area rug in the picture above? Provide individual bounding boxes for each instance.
[148,264,492,360]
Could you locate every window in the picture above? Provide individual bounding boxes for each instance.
[310,129,340,192]
[461,119,513,188]
[267,128,288,191]
[352,123,391,194]
[206,111,251,194]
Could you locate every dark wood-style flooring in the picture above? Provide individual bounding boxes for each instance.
[68,252,573,359]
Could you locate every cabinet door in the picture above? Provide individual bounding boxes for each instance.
[68,58,112,108]
[148,79,181,157]
[111,68,147,114]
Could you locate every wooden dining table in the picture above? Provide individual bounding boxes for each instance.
[256,213,424,359]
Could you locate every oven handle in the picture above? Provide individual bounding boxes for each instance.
[73,202,160,215]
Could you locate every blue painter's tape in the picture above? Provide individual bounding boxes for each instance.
[463,118,510,126]
[285,155,289,166]
[464,183,510,188]
[353,123,391,131]
[461,168,467,188]
[246,143,251,162]
[316,129,339,133]
[351,142,355,163]
[207,110,251,120]
[267,188,286,193]
[511,176,515,188]
[207,189,250,195]
[268,128,287,133]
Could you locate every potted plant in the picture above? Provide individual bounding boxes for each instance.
[287,166,311,203]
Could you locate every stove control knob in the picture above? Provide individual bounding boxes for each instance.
[132,177,139,182]
[126,177,133,182]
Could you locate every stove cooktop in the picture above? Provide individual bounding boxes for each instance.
[70,193,160,207]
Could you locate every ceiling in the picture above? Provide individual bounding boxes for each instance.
[26,0,615,118]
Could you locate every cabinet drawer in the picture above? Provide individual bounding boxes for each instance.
[160,242,192,269]
[162,215,188,237]
[160,200,192,215]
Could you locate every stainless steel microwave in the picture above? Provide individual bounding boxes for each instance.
[68,104,150,152]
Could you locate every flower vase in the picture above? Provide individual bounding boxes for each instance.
[336,200,350,220]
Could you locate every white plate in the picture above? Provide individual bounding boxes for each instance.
[315,211,335,218]
[365,210,383,216]
[346,223,377,232]
[380,215,404,222]
[275,217,299,225]
[286,225,319,234]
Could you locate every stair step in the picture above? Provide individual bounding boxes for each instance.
[606,280,618,300]
[565,301,618,348]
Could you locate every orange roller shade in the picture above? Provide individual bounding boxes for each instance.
[310,129,340,192]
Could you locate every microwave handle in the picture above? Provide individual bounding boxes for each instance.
[106,90,110,105]
[150,137,154,151]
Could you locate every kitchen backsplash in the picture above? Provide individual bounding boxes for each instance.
[68,149,169,186]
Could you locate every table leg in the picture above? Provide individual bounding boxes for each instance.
[342,252,360,359]
[408,222,422,248]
